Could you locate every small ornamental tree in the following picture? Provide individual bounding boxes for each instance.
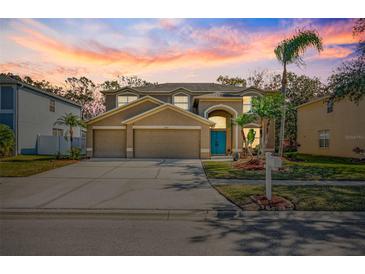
[54,113,85,151]
[251,94,283,155]
[235,114,256,158]
[247,128,256,151]
[0,124,15,157]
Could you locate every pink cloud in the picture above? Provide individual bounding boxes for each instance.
[1,19,359,84]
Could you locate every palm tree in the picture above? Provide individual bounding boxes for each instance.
[235,114,256,158]
[275,29,323,156]
[54,113,85,149]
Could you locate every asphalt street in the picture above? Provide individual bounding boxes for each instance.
[1,211,365,255]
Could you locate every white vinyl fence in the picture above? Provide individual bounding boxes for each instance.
[37,135,86,156]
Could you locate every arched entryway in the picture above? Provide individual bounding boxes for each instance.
[204,105,238,156]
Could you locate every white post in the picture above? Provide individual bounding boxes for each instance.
[265,152,272,200]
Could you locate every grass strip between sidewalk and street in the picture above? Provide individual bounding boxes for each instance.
[215,184,365,211]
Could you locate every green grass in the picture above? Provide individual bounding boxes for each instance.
[203,154,365,181]
[0,155,78,177]
[216,184,365,211]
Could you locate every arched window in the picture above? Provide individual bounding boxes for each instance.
[117,94,138,107]
[173,94,189,110]
[209,116,226,129]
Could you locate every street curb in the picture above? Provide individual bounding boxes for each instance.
[0,208,241,220]
[1,208,365,222]
[209,179,365,186]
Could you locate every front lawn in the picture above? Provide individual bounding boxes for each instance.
[215,184,365,211]
[203,154,365,181]
[0,155,78,177]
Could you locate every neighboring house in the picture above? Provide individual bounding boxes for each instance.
[86,83,276,159]
[0,75,82,155]
[297,96,365,158]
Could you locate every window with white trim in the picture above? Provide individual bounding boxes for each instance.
[117,95,138,107]
[242,96,253,113]
[49,99,55,112]
[319,130,330,148]
[209,116,226,129]
[173,95,189,110]
[52,128,63,136]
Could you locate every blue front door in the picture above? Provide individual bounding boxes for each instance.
[211,130,226,155]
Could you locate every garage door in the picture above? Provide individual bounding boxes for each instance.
[93,129,126,157]
[134,129,200,158]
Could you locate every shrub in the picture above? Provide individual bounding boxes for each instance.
[69,147,81,160]
[0,124,15,157]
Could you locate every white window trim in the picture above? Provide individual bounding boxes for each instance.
[242,96,253,114]
[49,99,56,112]
[172,92,190,110]
[116,92,139,107]
[319,130,330,148]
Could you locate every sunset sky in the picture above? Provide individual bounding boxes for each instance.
[0,18,359,85]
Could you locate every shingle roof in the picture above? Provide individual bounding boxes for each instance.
[102,82,245,94]
[0,74,81,107]
[194,92,242,99]
[0,74,20,84]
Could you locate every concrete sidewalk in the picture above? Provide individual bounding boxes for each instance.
[209,179,365,186]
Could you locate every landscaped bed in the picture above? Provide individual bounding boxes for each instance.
[215,184,365,211]
[0,155,78,177]
[203,153,365,181]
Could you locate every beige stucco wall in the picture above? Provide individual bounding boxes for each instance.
[297,98,365,158]
[197,100,242,118]
[133,108,204,126]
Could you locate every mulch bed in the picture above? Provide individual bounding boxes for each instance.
[240,195,295,211]
[233,158,265,170]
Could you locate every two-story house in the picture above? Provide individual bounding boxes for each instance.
[86,83,276,159]
[0,75,82,155]
[297,95,365,158]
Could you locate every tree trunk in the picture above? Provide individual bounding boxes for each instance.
[278,63,288,157]
[70,126,74,150]
[241,129,253,158]
[259,118,265,157]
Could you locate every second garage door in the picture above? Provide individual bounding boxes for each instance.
[93,129,126,157]
[134,129,200,158]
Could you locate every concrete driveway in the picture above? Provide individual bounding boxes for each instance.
[0,159,236,211]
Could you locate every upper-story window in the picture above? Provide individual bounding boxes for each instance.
[1,86,14,110]
[117,95,138,107]
[52,128,63,136]
[173,94,189,110]
[242,96,253,113]
[49,99,55,112]
[327,100,334,113]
